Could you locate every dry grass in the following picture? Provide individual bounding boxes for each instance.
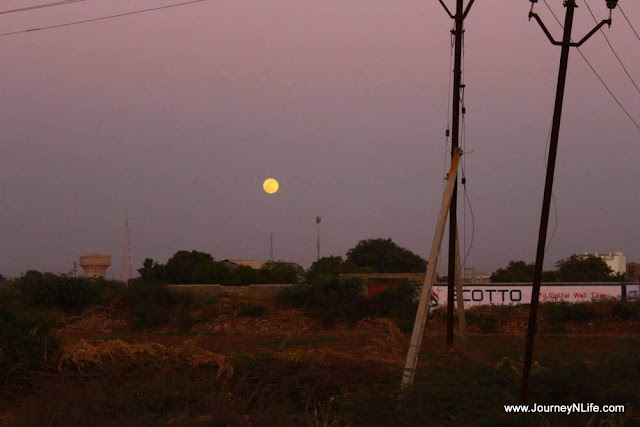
[357,318,406,364]
[58,338,233,378]
[192,308,324,334]
[57,306,128,335]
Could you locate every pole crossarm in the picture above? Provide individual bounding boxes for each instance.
[438,0,475,20]
[462,0,475,19]
[438,0,454,18]
[529,12,612,47]
[571,19,611,46]
[529,12,563,45]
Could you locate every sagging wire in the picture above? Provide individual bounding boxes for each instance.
[460,28,475,271]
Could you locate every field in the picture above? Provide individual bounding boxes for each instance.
[1,286,639,426]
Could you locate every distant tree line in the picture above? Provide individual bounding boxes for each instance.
[134,238,428,285]
[3,239,625,286]
[490,254,625,283]
[135,250,305,285]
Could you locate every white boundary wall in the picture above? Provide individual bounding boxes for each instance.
[430,283,640,308]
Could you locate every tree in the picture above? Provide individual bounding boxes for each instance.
[164,250,214,284]
[555,254,617,282]
[345,238,426,273]
[259,261,304,284]
[137,258,167,283]
[491,261,558,282]
[490,261,534,282]
[0,273,5,282]
[306,256,345,281]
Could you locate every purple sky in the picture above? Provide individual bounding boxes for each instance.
[1,0,639,278]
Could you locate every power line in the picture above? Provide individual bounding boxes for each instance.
[542,0,640,132]
[618,4,640,41]
[584,0,640,97]
[0,0,85,16]
[0,0,206,38]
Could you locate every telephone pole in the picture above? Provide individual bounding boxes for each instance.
[439,0,475,346]
[316,216,321,262]
[521,0,617,401]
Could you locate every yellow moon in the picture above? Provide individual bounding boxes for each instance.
[262,178,279,194]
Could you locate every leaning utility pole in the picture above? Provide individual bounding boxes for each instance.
[439,0,475,346]
[521,0,618,402]
[402,148,463,388]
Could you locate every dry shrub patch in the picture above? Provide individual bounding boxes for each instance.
[192,307,323,334]
[59,338,232,377]
[58,306,128,335]
[356,318,406,364]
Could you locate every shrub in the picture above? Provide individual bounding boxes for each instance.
[0,288,58,396]
[122,283,194,331]
[238,303,266,318]
[276,277,367,325]
[13,271,114,314]
[368,284,419,331]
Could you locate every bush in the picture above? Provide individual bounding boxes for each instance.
[13,271,116,314]
[276,277,367,325]
[122,283,194,331]
[0,289,58,397]
[368,284,419,331]
[238,303,266,318]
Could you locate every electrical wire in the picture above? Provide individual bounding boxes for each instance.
[460,163,475,269]
[584,0,640,97]
[542,0,640,132]
[618,4,640,41]
[0,0,85,16]
[0,0,206,37]
[443,28,455,193]
[459,28,475,271]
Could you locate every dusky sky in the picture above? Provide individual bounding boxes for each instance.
[1,0,639,278]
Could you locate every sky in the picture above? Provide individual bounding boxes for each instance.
[1,0,639,279]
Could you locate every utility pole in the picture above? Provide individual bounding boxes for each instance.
[439,0,475,346]
[402,149,462,388]
[521,0,617,402]
[315,216,321,262]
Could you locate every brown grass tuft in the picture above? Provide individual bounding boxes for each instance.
[58,338,232,378]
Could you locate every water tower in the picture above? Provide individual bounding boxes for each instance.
[79,253,111,278]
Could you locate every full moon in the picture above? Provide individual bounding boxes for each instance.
[262,178,279,194]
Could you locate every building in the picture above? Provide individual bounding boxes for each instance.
[626,262,640,282]
[462,267,491,284]
[79,253,111,278]
[587,252,626,275]
[224,259,264,270]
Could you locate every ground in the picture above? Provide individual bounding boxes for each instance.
[1,296,639,426]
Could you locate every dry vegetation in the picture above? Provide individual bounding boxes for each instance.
[2,284,639,426]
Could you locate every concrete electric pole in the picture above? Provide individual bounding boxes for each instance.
[521,0,618,402]
[438,0,475,346]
